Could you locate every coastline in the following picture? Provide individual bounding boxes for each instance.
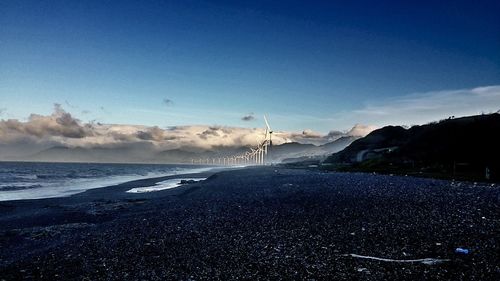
[1,166,499,280]
[0,162,221,202]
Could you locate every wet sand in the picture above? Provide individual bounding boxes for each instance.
[0,166,499,280]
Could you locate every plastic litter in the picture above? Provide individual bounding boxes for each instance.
[455,247,469,254]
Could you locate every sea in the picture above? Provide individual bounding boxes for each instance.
[0,161,212,201]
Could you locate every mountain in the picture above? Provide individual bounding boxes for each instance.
[325,113,500,181]
[325,126,408,163]
[28,144,157,163]
[267,142,316,160]
[19,135,358,164]
[319,136,358,153]
[280,136,359,163]
[153,146,252,164]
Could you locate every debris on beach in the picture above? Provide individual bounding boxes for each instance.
[344,254,451,265]
[454,247,470,255]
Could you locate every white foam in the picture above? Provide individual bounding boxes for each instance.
[126,177,206,193]
[15,174,39,180]
[0,182,40,188]
[0,167,213,201]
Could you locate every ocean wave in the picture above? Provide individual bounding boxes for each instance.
[126,178,206,193]
[0,164,214,201]
[14,174,39,180]
[0,183,42,191]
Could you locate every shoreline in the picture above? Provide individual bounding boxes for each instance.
[0,165,225,202]
[0,168,223,231]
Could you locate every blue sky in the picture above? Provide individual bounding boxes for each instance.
[1,0,499,132]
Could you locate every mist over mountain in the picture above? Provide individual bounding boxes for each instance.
[12,136,358,164]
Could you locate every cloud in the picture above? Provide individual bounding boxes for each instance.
[198,127,221,140]
[2,85,497,160]
[0,108,6,116]
[163,98,173,106]
[283,129,326,145]
[284,125,376,146]
[0,103,93,140]
[298,129,322,139]
[0,104,376,160]
[136,126,165,141]
[343,85,500,127]
[241,113,255,121]
[325,130,345,140]
[347,124,379,137]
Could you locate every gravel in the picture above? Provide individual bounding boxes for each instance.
[0,167,498,280]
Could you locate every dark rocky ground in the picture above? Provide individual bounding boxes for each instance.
[0,167,499,280]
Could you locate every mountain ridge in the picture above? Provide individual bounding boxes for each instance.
[324,113,500,181]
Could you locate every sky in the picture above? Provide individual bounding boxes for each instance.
[1,0,500,135]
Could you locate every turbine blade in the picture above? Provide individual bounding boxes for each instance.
[263,115,271,131]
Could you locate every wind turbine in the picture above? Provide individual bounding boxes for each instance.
[264,115,273,147]
[252,147,259,164]
[219,115,275,166]
[261,115,275,165]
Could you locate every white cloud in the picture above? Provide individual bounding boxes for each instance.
[342,85,500,127]
[347,124,379,137]
[0,104,375,159]
[6,85,497,161]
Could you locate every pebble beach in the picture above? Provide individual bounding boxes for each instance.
[1,167,499,280]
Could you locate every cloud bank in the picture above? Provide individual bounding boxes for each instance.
[0,104,372,160]
[3,85,497,161]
